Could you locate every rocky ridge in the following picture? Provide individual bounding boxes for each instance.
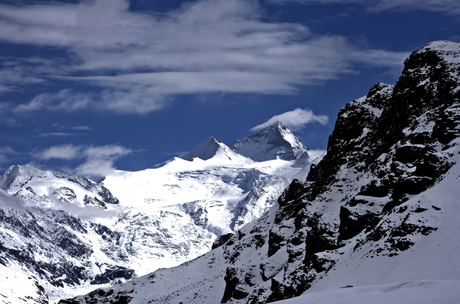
[61,41,460,304]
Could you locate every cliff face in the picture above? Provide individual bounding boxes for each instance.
[61,41,460,304]
[263,40,460,301]
[308,41,460,202]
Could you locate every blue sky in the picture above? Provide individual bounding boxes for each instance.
[0,0,459,176]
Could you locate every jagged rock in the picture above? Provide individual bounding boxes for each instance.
[222,267,249,302]
[338,206,379,241]
[212,233,234,250]
[90,266,135,285]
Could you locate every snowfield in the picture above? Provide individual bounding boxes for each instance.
[278,280,460,304]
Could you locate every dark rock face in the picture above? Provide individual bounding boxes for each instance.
[90,266,135,285]
[309,48,458,206]
[212,233,234,250]
[219,41,460,303]
[222,267,249,302]
[59,289,132,304]
[338,206,379,241]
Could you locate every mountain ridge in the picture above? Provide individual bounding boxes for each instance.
[0,125,316,303]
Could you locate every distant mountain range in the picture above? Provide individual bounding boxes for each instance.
[0,120,321,303]
[59,41,460,304]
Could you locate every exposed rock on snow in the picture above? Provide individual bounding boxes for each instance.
[180,136,253,164]
[230,122,308,162]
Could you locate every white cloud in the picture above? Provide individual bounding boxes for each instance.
[37,144,132,177]
[0,103,18,126]
[14,88,164,115]
[251,108,329,131]
[74,158,117,177]
[39,144,81,160]
[71,126,92,131]
[77,145,132,177]
[13,89,92,114]
[83,145,132,160]
[268,0,460,15]
[0,63,46,93]
[36,132,76,138]
[34,124,92,137]
[0,0,408,114]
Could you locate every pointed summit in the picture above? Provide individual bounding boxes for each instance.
[0,164,48,193]
[179,136,251,163]
[179,137,223,161]
[230,122,308,162]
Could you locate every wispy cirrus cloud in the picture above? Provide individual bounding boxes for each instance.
[0,147,23,172]
[36,144,132,176]
[35,124,92,138]
[71,126,92,131]
[36,132,77,138]
[0,147,16,165]
[0,0,409,115]
[13,89,92,113]
[251,108,329,131]
[268,0,460,15]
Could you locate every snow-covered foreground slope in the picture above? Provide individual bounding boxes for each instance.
[61,41,460,304]
[278,280,460,304]
[0,124,321,303]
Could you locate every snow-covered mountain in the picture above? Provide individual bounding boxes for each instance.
[179,136,253,164]
[231,122,308,162]
[62,41,460,304]
[0,124,318,303]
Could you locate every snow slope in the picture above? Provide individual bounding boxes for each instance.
[277,280,460,304]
